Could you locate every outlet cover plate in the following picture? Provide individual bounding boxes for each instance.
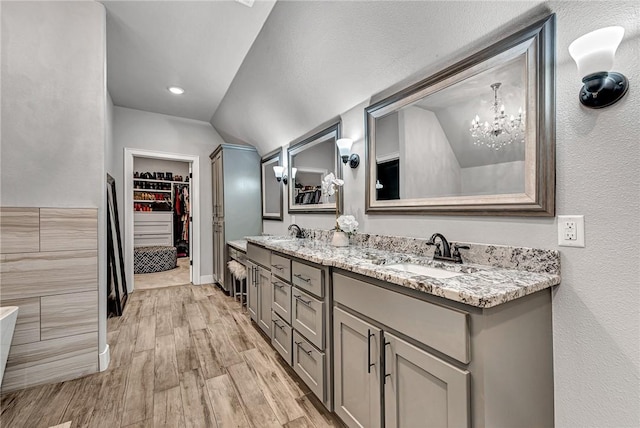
[558,215,585,247]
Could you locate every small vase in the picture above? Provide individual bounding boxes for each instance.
[331,231,349,247]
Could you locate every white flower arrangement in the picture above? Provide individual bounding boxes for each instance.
[321,172,344,197]
[336,215,358,236]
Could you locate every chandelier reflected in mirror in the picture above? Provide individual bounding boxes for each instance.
[470,82,525,150]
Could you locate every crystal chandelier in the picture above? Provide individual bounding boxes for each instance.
[469,82,525,150]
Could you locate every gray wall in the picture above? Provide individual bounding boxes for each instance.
[255,3,640,426]
[399,107,461,198]
[461,161,525,196]
[375,112,399,160]
[0,0,108,367]
[112,106,226,281]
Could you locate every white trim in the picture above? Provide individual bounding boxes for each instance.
[99,344,110,372]
[200,275,214,285]
[124,148,201,292]
[376,152,400,164]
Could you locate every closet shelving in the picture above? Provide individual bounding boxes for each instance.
[133,177,189,212]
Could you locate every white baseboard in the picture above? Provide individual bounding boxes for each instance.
[99,344,110,372]
[200,275,214,285]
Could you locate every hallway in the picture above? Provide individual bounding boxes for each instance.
[0,284,344,428]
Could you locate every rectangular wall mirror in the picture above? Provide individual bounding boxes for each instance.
[261,149,284,221]
[366,14,555,216]
[288,121,343,214]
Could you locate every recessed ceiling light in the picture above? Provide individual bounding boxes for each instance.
[168,86,185,95]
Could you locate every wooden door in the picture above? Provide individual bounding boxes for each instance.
[333,307,382,428]
[384,332,469,428]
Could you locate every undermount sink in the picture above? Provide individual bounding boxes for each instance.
[385,263,464,279]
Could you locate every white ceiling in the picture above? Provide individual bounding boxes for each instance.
[103,0,276,122]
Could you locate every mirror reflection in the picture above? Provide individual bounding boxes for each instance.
[261,150,283,220]
[366,15,555,216]
[288,122,342,213]
[374,55,526,200]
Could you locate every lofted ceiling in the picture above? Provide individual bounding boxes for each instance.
[212,1,544,155]
[103,0,276,122]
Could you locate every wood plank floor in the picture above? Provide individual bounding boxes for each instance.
[0,284,345,428]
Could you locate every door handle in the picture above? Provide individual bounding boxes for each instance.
[367,329,375,374]
[383,340,391,384]
[272,264,284,270]
[273,282,285,289]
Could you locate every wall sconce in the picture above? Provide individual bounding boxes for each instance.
[273,165,288,185]
[568,26,629,108]
[336,138,360,168]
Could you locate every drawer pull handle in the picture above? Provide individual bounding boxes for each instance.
[293,294,312,307]
[294,274,311,283]
[273,320,286,331]
[272,264,284,270]
[295,341,313,355]
[273,282,285,289]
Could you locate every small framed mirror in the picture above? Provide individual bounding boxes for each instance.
[288,120,343,214]
[261,149,283,221]
[366,14,555,216]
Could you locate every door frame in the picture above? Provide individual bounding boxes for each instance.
[124,148,201,291]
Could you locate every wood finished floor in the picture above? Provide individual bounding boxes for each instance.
[0,284,345,428]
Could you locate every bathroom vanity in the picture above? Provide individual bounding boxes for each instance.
[244,234,560,428]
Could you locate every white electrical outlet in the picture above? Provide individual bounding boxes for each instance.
[558,215,585,247]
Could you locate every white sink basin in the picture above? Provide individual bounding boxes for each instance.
[385,263,463,279]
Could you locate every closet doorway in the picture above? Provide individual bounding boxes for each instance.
[124,148,201,292]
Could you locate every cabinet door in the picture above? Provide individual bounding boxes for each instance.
[247,261,258,322]
[257,266,272,337]
[215,153,224,218]
[291,289,324,349]
[384,332,469,428]
[212,223,219,283]
[217,222,225,287]
[333,307,382,428]
[271,275,292,324]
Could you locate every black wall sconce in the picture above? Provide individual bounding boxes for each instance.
[273,166,296,185]
[569,26,629,109]
[336,138,360,168]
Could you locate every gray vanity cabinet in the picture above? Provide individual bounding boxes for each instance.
[257,266,272,337]
[384,332,469,428]
[247,260,258,322]
[333,307,382,428]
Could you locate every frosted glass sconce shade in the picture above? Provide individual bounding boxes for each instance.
[273,165,287,184]
[291,167,297,179]
[336,138,360,168]
[568,26,628,108]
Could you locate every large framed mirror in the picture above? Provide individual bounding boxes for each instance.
[261,149,283,221]
[366,14,555,216]
[288,120,343,214]
[107,174,128,316]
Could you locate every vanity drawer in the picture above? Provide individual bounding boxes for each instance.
[292,289,324,350]
[247,243,270,268]
[272,311,293,366]
[293,330,325,402]
[271,253,291,282]
[272,275,292,324]
[292,261,324,298]
[334,272,470,364]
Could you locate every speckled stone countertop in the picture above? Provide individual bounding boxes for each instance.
[245,234,561,308]
[227,240,247,252]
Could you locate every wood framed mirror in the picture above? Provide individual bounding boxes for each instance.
[365,14,555,216]
[288,120,343,214]
[261,148,284,221]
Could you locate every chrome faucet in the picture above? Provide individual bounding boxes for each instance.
[288,224,304,238]
[427,233,469,264]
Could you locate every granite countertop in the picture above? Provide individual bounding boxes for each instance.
[245,235,561,308]
[227,239,247,252]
